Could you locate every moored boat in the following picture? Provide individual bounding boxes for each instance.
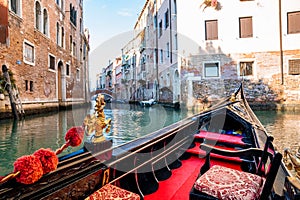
[0,83,298,200]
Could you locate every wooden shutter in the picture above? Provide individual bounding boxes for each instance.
[289,59,300,75]
[288,12,300,34]
[0,1,8,44]
[205,20,218,40]
[240,17,253,38]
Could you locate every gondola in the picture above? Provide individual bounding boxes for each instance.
[0,83,298,200]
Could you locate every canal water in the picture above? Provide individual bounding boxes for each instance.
[0,103,299,176]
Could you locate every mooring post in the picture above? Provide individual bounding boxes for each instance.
[2,65,19,120]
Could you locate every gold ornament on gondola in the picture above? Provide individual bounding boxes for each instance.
[83,94,111,143]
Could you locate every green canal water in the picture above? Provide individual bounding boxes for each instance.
[0,103,299,176]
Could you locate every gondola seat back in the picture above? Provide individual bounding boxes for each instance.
[190,136,282,200]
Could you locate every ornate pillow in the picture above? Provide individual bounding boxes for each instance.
[86,183,140,200]
[194,165,265,200]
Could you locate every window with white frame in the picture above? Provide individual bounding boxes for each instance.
[49,54,55,70]
[10,0,21,16]
[35,1,42,31]
[204,62,219,78]
[239,61,254,76]
[23,41,35,65]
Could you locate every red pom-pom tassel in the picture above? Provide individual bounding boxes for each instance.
[33,148,59,174]
[65,126,84,147]
[13,155,44,184]
[55,126,84,155]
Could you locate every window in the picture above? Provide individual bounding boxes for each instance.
[66,63,70,76]
[160,49,163,63]
[287,12,300,34]
[80,18,83,33]
[70,35,73,54]
[49,54,55,70]
[173,0,177,14]
[56,22,60,45]
[239,61,253,76]
[166,42,170,58]
[35,2,42,31]
[154,15,157,28]
[10,0,21,16]
[174,34,178,50]
[239,17,253,38]
[76,68,80,81]
[61,27,64,47]
[30,81,34,92]
[70,3,77,26]
[73,42,76,56]
[204,62,219,77]
[205,20,218,40]
[165,9,169,29]
[159,20,162,37]
[288,59,300,75]
[43,9,49,36]
[24,41,35,65]
[25,80,33,91]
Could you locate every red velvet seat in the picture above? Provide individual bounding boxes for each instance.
[86,183,140,200]
[194,165,265,199]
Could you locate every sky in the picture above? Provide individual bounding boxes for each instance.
[83,0,146,89]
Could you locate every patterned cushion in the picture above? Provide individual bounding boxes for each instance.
[86,184,140,200]
[194,165,265,200]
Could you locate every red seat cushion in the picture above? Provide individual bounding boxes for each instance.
[194,165,265,200]
[86,183,140,200]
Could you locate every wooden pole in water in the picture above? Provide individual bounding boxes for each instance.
[2,65,19,120]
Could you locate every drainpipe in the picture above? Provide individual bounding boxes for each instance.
[279,0,284,85]
[155,2,159,101]
[169,0,172,64]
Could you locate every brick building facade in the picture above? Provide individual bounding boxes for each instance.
[0,0,90,114]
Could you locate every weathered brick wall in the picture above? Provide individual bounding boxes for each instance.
[181,50,300,110]
[0,0,85,106]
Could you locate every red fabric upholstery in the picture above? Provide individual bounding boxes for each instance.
[86,184,140,200]
[194,165,265,200]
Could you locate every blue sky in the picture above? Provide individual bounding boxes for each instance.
[83,0,146,52]
[83,0,146,88]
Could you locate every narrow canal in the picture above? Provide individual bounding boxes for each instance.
[0,103,299,176]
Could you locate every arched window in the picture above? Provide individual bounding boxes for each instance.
[43,9,48,36]
[35,1,42,31]
[56,22,60,45]
[69,35,72,53]
[61,27,64,47]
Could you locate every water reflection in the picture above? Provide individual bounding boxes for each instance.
[255,110,300,154]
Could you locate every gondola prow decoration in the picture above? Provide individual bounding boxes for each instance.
[83,94,111,143]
